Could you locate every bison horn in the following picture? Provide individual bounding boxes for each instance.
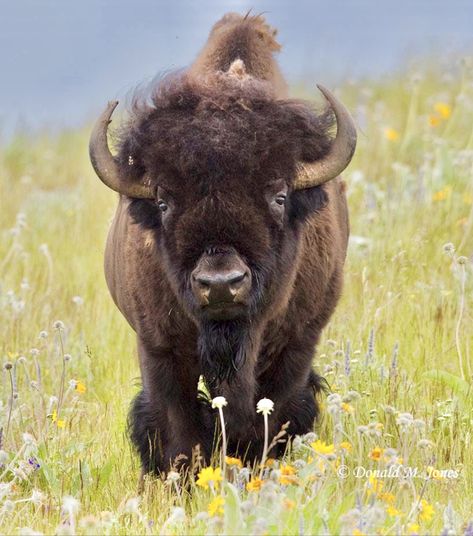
[294,85,357,190]
[89,101,155,199]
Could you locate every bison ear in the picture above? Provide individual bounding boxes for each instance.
[288,185,328,224]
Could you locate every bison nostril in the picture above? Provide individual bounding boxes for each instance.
[227,271,247,286]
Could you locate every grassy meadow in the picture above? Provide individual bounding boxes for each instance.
[1,58,473,535]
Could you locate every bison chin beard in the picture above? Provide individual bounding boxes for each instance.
[198,319,250,388]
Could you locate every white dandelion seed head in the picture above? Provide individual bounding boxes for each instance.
[30,489,45,506]
[211,396,228,409]
[62,495,80,515]
[53,320,65,330]
[22,433,36,446]
[166,470,180,482]
[256,398,274,415]
[39,331,48,339]
[30,348,40,357]
[64,354,72,362]
[123,497,140,514]
[72,296,84,306]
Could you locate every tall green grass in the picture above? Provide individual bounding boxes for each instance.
[1,59,472,534]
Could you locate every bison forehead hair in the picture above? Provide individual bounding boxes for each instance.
[116,70,334,189]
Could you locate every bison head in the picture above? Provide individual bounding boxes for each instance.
[89,70,356,385]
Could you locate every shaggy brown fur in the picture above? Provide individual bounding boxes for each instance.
[103,13,349,474]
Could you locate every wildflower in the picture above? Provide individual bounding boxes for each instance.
[386,504,404,517]
[434,102,451,119]
[341,402,354,414]
[311,440,335,455]
[432,186,452,202]
[72,296,84,306]
[340,441,352,453]
[211,396,227,409]
[279,464,297,485]
[463,193,473,205]
[207,496,224,517]
[418,499,435,522]
[28,457,41,471]
[379,492,395,504]
[225,456,242,468]
[428,115,441,127]
[64,353,72,361]
[369,446,384,461]
[62,496,80,515]
[407,523,420,534]
[75,381,86,394]
[30,490,45,506]
[53,320,65,330]
[22,433,36,446]
[123,497,140,514]
[443,242,455,256]
[366,475,384,496]
[246,478,263,492]
[283,498,296,510]
[166,471,180,482]
[256,398,274,415]
[384,127,399,141]
[196,467,222,490]
[51,410,66,429]
[39,331,48,339]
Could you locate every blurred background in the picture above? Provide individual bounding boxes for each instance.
[1,0,472,136]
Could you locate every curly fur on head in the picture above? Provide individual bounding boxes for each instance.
[116,70,334,195]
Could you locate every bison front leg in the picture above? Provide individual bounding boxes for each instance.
[129,339,212,475]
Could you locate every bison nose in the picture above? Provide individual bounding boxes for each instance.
[192,269,250,306]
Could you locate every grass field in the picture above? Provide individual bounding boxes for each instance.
[1,58,473,535]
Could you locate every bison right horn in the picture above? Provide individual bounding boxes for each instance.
[89,101,155,199]
[294,85,357,190]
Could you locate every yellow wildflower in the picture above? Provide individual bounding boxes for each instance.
[369,446,384,461]
[283,498,296,510]
[310,440,335,455]
[428,115,441,127]
[51,410,66,429]
[196,466,222,490]
[246,478,263,492]
[75,380,86,394]
[341,402,354,414]
[340,441,352,453]
[207,495,224,517]
[432,186,452,202]
[463,192,473,205]
[279,464,297,486]
[384,127,400,141]
[353,530,365,536]
[225,456,242,468]
[407,523,420,534]
[434,102,451,119]
[366,475,383,496]
[386,504,404,517]
[418,499,435,522]
[379,492,396,504]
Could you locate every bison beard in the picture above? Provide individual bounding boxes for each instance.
[198,319,250,387]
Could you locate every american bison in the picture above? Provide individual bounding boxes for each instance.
[89,12,356,475]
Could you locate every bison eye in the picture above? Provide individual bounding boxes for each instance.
[275,194,286,206]
[157,200,168,213]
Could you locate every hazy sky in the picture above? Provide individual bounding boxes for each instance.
[1,0,472,133]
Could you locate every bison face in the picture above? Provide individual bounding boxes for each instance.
[153,176,299,323]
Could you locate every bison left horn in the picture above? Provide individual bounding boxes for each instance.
[89,101,155,199]
[294,85,357,190]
